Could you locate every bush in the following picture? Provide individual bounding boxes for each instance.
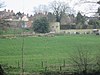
[0,64,6,75]
[33,17,50,33]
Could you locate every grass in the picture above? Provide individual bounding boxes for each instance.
[1,27,32,35]
[0,34,100,72]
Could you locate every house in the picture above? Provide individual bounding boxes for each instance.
[0,9,78,33]
[0,9,33,28]
[0,9,15,19]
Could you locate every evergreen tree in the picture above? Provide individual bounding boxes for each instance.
[76,12,85,24]
[33,17,49,33]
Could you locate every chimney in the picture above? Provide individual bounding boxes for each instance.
[27,14,29,17]
[4,9,6,12]
[30,15,32,17]
[11,10,13,13]
[45,11,48,15]
[8,10,10,12]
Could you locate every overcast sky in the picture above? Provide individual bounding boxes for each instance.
[1,0,68,15]
[0,0,99,16]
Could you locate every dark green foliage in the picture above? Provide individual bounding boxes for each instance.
[88,19,100,29]
[0,65,5,75]
[76,12,85,25]
[75,12,91,29]
[33,17,49,33]
[16,12,23,18]
[97,8,100,20]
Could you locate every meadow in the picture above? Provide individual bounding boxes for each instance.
[0,34,100,73]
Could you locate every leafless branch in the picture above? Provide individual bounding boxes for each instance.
[49,0,70,22]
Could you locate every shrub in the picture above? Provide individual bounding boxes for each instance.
[33,17,50,33]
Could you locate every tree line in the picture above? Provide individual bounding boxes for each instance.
[32,0,100,33]
[0,0,100,34]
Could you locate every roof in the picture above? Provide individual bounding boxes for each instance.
[22,16,29,21]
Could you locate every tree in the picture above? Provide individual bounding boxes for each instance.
[96,55,100,72]
[76,12,85,24]
[33,4,48,14]
[49,0,69,22]
[0,65,5,75]
[33,17,49,33]
[88,19,100,29]
[75,12,86,29]
[0,20,10,34]
[69,48,93,75]
[0,0,9,35]
[16,12,23,18]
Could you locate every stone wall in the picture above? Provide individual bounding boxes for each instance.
[50,22,60,33]
[60,29,96,34]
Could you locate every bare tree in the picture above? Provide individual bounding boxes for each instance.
[0,64,5,75]
[95,53,100,72]
[49,0,69,22]
[33,4,48,14]
[0,20,10,34]
[69,48,93,75]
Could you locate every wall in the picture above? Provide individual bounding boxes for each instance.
[60,29,95,34]
[50,22,60,33]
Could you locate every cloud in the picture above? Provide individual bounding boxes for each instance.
[0,0,99,16]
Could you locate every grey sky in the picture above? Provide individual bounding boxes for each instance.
[0,0,63,15]
[0,0,99,16]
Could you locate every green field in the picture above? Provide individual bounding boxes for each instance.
[0,34,100,72]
